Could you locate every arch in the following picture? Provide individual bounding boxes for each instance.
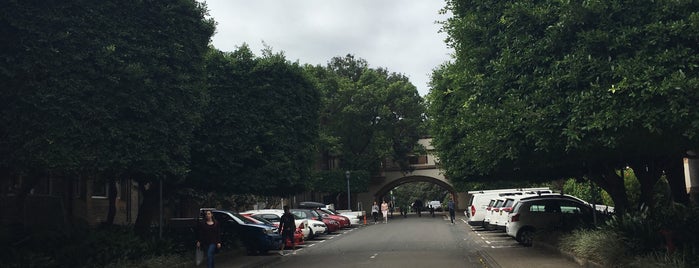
[373,175,458,201]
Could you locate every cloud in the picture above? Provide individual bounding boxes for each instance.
[203,0,453,96]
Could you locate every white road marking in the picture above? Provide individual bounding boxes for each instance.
[370,253,378,259]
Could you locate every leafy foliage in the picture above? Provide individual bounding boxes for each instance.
[429,0,699,212]
[188,46,320,196]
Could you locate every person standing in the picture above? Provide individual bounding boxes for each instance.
[448,197,456,224]
[381,200,389,224]
[279,206,296,255]
[371,201,380,224]
[196,210,221,268]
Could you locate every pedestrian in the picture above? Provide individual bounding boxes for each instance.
[448,197,456,224]
[414,199,423,217]
[371,201,380,224]
[381,200,389,223]
[196,209,221,268]
[279,206,296,255]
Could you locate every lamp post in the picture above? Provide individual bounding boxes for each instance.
[345,171,351,210]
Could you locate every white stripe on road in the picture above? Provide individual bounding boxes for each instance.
[370,253,378,259]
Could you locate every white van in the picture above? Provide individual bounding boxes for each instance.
[466,188,550,227]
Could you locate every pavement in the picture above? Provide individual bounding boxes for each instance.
[178,220,604,268]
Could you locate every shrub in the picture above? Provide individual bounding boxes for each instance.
[560,229,626,266]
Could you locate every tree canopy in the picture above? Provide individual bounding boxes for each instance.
[429,0,699,212]
[187,46,320,196]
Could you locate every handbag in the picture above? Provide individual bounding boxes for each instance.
[195,247,204,266]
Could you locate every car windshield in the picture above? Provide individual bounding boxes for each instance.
[251,215,274,225]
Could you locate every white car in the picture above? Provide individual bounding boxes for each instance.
[494,191,552,231]
[242,209,311,239]
[289,209,327,238]
[466,187,550,227]
[506,194,594,246]
[483,198,505,230]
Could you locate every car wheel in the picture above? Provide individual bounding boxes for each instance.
[309,229,314,239]
[518,228,534,247]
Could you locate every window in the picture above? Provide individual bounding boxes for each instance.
[529,204,546,212]
[92,180,107,197]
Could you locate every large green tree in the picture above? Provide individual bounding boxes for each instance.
[0,0,214,229]
[305,55,425,193]
[188,46,320,197]
[429,0,699,213]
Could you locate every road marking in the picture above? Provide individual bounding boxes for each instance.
[370,253,378,259]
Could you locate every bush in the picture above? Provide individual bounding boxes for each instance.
[560,229,626,266]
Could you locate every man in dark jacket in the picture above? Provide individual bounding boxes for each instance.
[279,206,296,255]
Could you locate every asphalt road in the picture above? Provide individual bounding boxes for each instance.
[209,212,584,268]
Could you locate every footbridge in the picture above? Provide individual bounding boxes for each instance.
[355,138,468,215]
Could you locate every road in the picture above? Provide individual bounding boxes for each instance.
[213,212,584,268]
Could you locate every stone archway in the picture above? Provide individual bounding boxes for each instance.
[356,172,467,216]
[372,175,458,203]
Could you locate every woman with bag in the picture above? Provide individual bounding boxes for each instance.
[196,210,221,268]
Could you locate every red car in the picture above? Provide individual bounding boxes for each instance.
[315,209,350,228]
[242,214,304,247]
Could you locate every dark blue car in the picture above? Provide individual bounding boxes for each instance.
[212,210,282,255]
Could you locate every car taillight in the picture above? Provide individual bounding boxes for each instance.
[470,205,475,217]
[493,208,500,212]
[510,213,519,222]
[503,207,512,213]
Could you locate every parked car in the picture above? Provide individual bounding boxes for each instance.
[483,198,506,230]
[210,210,282,255]
[493,191,550,231]
[427,200,442,211]
[506,194,594,246]
[242,209,311,240]
[242,213,304,247]
[324,208,362,226]
[291,209,336,234]
[466,188,550,227]
[315,208,351,228]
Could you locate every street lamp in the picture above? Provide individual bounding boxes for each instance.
[345,170,351,210]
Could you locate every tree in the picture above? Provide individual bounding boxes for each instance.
[308,54,426,176]
[0,0,215,230]
[187,46,320,197]
[429,0,699,213]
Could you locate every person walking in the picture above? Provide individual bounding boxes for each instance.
[371,201,380,224]
[279,206,296,256]
[381,200,389,224]
[447,197,456,224]
[196,209,221,268]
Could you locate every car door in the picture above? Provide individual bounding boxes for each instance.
[523,199,561,230]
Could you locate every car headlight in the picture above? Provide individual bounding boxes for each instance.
[263,228,274,234]
[313,223,325,227]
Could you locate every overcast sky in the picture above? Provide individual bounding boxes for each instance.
[202,0,453,96]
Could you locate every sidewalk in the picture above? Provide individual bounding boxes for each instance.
[479,241,603,268]
[177,248,282,268]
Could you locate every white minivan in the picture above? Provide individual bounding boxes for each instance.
[466,188,550,227]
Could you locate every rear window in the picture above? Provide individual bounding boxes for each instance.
[503,199,515,208]
[494,200,505,208]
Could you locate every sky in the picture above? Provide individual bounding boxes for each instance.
[202,0,453,96]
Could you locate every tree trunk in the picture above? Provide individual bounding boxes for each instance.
[134,181,158,237]
[105,177,118,225]
[588,167,629,215]
[630,162,662,209]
